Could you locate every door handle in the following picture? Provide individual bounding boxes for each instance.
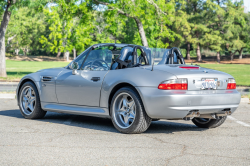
[91,77,100,82]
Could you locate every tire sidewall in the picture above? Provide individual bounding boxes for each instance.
[19,81,42,119]
[192,116,227,128]
[110,87,144,133]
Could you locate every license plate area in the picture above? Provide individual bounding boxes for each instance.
[201,78,218,90]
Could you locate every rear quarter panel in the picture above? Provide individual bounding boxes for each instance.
[100,67,177,109]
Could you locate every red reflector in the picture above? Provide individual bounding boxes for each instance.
[158,83,188,90]
[179,66,199,69]
[227,83,236,89]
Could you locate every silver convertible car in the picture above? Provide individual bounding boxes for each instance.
[16,43,241,134]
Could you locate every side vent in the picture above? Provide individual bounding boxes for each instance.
[41,76,53,82]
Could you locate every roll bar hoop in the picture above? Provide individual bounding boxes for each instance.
[168,47,185,64]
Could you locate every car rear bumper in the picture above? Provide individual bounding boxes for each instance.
[136,87,241,119]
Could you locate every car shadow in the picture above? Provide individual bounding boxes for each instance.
[0,109,207,134]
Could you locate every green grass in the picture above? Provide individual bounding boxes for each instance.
[199,64,250,86]
[1,60,249,86]
[0,60,68,81]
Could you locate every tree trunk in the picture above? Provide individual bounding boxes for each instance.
[216,52,220,63]
[134,18,148,47]
[239,48,243,59]
[196,44,201,62]
[64,51,70,61]
[230,51,234,61]
[0,2,12,77]
[186,43,190,60]
[23,48,27,56]
[73,48,76,59]
[56,51,62,58]
[15,48,19,55]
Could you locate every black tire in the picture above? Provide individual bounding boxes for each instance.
[18,81,47,119]
[152,119,160,121]
[110,87,152,134]
[192,116,227,128]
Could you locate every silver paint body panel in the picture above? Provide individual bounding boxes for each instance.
[41,102,109,118]
[56,69,108,106]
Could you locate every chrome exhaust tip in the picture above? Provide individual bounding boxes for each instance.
[222,108,232,115]
[183,110,200,120]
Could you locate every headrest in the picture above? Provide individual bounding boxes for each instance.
[142,47,152,65]
[110,47,133,70]
[119,47,133,61]
[158,50,170,65]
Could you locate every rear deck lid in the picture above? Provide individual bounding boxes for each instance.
[151,64,232,90]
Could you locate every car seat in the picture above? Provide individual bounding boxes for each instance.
[110,47,134,70]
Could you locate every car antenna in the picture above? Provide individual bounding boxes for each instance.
[151,52,155,71]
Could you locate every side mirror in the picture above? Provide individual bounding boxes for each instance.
[70,62,79,75]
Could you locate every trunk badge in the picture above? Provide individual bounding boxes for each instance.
[203,70,208,73]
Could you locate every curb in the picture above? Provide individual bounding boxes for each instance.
[241,98,249,103]
[0,82,19,85]
[0,94,16,99]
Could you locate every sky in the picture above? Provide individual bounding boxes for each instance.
[244,0,250,12]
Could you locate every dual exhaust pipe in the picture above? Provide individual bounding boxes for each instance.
[183,109,231,121]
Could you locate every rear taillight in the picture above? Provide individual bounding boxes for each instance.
[227,78,236,89]
[158,78,188,90]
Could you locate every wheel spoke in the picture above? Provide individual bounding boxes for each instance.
[122,96,128,108]
[30,98,35,105]
[28,103,34,112]
[30,95,35,101]
[23,96,28,101]
[27,88,32,98]
[128,112,135,120]
[123,115,130,127]
[118,109,126,117]
[127,101,135,109]
[24,100,29,110]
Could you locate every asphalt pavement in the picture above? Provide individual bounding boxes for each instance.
[0,99,249,165]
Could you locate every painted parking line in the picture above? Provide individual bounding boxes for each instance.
[228,116,250,127]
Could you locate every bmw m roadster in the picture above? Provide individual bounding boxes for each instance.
[16,43,241,133]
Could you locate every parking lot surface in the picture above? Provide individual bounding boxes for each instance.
[0,99,249,166]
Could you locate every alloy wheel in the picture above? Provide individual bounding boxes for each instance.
[112,92,136,129]
[20,86,36,115]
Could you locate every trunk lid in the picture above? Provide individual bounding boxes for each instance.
[151,64,232,90]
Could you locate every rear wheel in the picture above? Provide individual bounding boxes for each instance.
[19,81,47,119]
[110,87,151,134]
[192,116,227,128]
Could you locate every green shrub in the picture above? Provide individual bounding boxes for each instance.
[5,53,15,57]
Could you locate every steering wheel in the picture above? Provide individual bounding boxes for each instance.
[84,60,109,71]
[90,59,109,70]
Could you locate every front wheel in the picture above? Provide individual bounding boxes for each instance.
[110,87,151,134]
[19,81,47,119]
[192,116,227,128]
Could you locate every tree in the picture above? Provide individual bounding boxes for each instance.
[166,0,192,59]
[199,0,225,62]
[6,7,47,56]
[222,0,246,60]
[170,0,209,61]
[0,0,48,77]
[40,0,93,60]
[93,0,176,48]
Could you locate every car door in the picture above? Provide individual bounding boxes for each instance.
[56,47,113,107]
